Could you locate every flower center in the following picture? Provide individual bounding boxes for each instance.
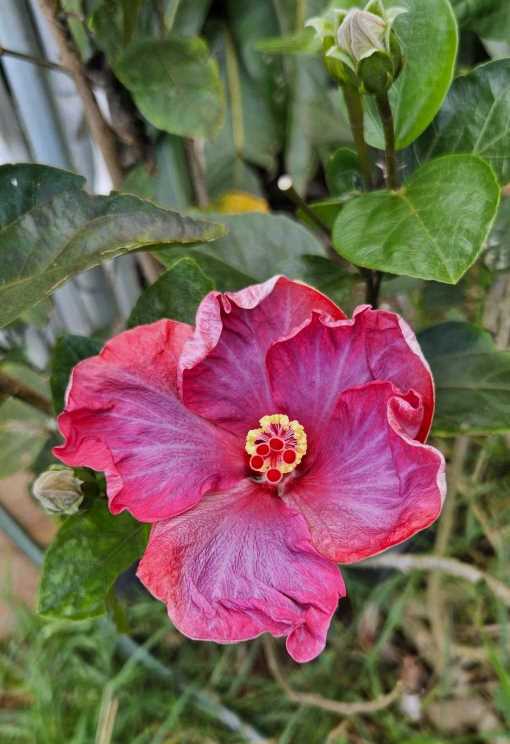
[245,414,307,485]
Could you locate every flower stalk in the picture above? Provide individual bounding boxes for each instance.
[342,85,374,191]
[376,91,399,189]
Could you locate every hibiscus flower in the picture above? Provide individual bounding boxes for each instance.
[54,276,446,663]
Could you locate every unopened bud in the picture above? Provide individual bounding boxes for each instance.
[311,2,406,94]
[337,9,386,63]
[33,467,84,515]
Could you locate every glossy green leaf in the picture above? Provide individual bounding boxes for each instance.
[0,363,50,477]
[38,500,149,620]
[128,257,214,328]
[415,60,510,185]
[364,0,458,150]
[50,336,103,415]
[333,155,500,284]
[419,321,510,435]
[155,250,254,292]
[0,164,225,328]
[325,147,361,196]
[0,164,83,225]
[114,36,224,140]
[158,213,328,282]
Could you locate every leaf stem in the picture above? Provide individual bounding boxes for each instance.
[376,92,399,190]
[0,370,53,416]
[342,85,374,191]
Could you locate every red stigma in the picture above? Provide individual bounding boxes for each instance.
[267,468,282,484]
[269,437,284,451]
[250,455,265,471]
[256,443,270,456]
[283,449,297,464]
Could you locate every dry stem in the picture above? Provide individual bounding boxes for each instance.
[263,636,403,717]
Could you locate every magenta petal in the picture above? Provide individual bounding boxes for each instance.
[284,381,446,563]
[180,276,346,437]
[268,306,435,444]
[137,479,345,663]
[54,320,245,522]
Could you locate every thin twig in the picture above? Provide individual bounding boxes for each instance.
[0,45,72,76]
[37,0,124,188]
[0,370,53,416]
[356,552,510,608]
[263,636,403,716]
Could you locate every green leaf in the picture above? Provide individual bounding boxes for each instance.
[0,163,83,225]
[364,0,458,150]
[415,60,510,185]
[0,363,50,477]
[419,321,510,435]
[157,213,328,281]
[325,147,361,196]
[128,257,214,328]
[114,36,225,140]
[38,500,149,620]
[300,255,356,306]
[0,164,225,328]
[123,135,193,210]
[168,0,212,35]
[155,250,255,292]
[452,0,510,42]
[332,155,500,284]
[50,336,103,415]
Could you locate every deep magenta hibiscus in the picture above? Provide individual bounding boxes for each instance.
[54,276,446,663]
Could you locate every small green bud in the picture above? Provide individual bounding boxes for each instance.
[358,50,395,94]
[33,467,84,515]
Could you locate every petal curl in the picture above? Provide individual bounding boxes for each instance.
[54,320,245,522]
[180,276,346,437]
[268,306,435,443]
[137,479,345,663]
[284,381,446,563]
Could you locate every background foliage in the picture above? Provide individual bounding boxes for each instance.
[1,0,510,742]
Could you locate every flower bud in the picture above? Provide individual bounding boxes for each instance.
[337,9,386,64]
[309,2,406,94]
[336,3,406,94]
[33,467,84,515]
